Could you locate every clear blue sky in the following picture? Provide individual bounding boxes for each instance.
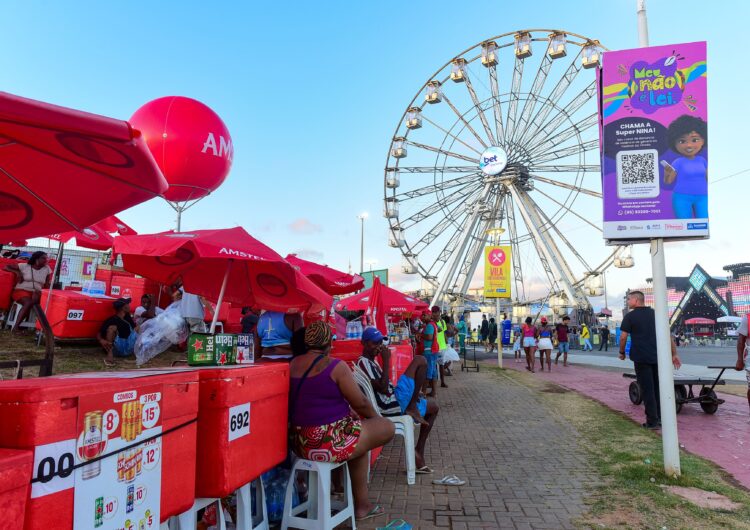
[9,0,749,307]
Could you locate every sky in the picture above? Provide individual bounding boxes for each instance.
[7,0,749,315]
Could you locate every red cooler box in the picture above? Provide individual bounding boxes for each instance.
[194,363,289,498]
[109,275,159,303]
[0,270,15,312]
[0,449,33,530]
[36,290,114,339]
[0,369,199,529]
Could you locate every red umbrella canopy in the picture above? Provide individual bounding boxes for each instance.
[50,224,114,251]
[49,215,137,251]
[285,254,364,295]
[336,281,428,314]
[113,227,332,314]
[0,92,168,242]
[685,317,715,325]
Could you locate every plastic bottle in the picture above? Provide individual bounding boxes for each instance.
[346,321,354,340]
[354,321,362,339]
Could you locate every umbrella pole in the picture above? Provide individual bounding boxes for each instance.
[209,259,233,334]
[36,241,64,347]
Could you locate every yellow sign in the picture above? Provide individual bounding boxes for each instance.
[483,246,511,298]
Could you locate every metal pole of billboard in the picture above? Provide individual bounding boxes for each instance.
[637,0,681,477]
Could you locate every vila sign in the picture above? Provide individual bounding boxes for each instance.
[483,246,511,299]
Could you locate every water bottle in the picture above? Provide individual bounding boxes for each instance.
[355,321,363,339]
[346,321,353,340]
[268,482,283,523]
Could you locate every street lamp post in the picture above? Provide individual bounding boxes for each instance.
[486,226,506,368]
[357,212,368,274]
[636,0,680,478]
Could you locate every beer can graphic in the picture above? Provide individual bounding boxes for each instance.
[94,496,104,528]
[121,401,134,441]
[82,411,103,479]
[127,484,135,513]
[135,447,143,475]
[117,451,126,482]
[124,449,134,483]
[135,401,143,437]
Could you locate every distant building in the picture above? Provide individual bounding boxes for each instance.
[625,262,750,331]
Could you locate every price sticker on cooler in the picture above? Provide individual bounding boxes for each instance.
[228,402,250,442]
[67,309,85,321]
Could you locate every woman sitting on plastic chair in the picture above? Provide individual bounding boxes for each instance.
[4,251,51,333]
[288,321,395,521]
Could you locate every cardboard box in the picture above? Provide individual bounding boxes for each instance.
[187,334,237,366]
[235,333,255,364]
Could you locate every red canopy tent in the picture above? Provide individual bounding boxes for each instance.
[336,280,428,315]
[0,91,168,242]
[285,254,364,295]
[113,227,332,332]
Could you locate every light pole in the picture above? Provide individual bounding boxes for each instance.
[636,0,680,478]
[357,212,368,274]
[486,226,506,368]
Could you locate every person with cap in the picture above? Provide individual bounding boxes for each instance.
[357,326,439,473]
[98,297,138,367]
[536,317,554,372]
[240,306,260,334]
[288,321,394,521]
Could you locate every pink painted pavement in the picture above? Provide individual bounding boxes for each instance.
[503,359,750,488]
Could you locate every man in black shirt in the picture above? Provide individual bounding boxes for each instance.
[619,291,681,428]
[599,326,610,351]
[98,297,138,366]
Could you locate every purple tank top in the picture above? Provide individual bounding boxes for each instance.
[290,358,350,427]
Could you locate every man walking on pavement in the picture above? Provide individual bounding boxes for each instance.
[734,313,749,416]
[619,291,681,429]
[599,325,610,351]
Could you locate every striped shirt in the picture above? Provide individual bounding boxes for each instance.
[356,356,401,416]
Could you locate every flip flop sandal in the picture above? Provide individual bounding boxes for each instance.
[432,475,466,486]
[103,359,116,368]
[357,504,385,521]
[415,466,434,474]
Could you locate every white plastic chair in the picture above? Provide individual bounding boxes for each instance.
[172,477,267,530]
[351,365,417,485]
[4,302,37,330]
[281,458,356,530]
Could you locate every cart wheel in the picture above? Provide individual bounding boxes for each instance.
[674,385,687,414]
[699,388,719,414]
[629,381,642,405]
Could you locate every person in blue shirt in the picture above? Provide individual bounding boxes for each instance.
[663,115,707,219]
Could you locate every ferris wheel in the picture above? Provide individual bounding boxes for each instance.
[384,29,634,315]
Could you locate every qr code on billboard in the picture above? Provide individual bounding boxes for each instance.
[616,149,660,199]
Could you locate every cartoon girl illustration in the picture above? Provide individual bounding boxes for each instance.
[663,115,707,219]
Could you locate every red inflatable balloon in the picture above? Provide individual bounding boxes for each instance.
[130,96,233,202]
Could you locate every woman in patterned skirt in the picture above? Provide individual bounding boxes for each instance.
[289,321,395,521]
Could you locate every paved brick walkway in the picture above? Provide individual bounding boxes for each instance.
[504,358,750,489]
[359,367,600,529]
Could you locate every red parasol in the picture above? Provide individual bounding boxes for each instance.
[365,277,388,335]
[336,280,428,315]
[0,92,168,242]
[49,215,135,251]
[113,227,332,331]
[285,254,364,295]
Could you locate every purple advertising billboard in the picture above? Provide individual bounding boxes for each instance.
[599,41,707,242]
